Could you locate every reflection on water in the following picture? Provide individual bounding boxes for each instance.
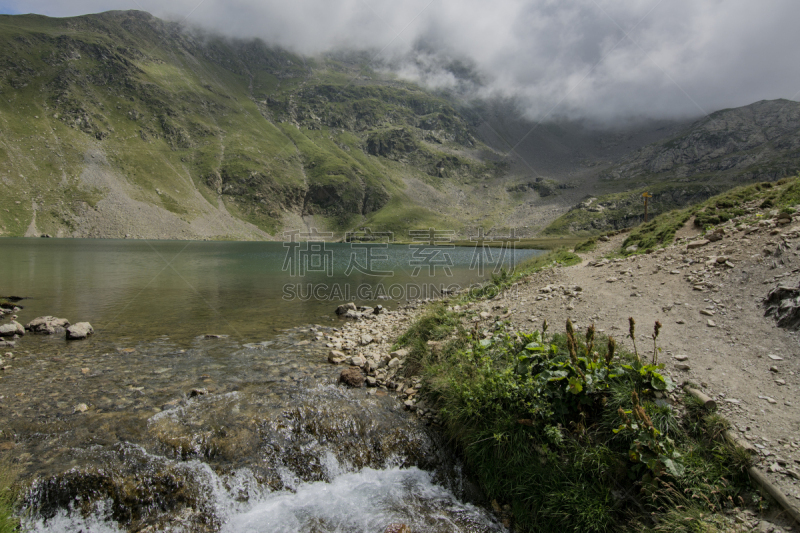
[0,238,539,343]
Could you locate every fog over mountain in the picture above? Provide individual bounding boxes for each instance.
[2,0,799,123]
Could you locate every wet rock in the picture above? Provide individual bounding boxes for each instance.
[25,316,70,334]
[189,388,208,398]
[66,322,94,340]
[203,334,228,339]
[73,403,88,413]
[339,367,365,388]
[0,321,24,337]
[335,302,357,315]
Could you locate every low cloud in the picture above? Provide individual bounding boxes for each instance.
[7,0,800,122]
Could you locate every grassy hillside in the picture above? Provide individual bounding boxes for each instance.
[0,11,507,239]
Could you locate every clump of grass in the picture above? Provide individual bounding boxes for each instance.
[400,309,756,532]
[622,209,693,253]
[574,237,598,253]
[516,247,581,273]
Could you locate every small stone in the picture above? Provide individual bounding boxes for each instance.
[328,350,346,364]
[700,309,715,316]
[687,239,710,249]
[479,311,491,319]
[675,363,691,371]
[606,277,618,283]
[350,355,366,368]
[724,398,741,404]
[676,318,686,324]
[388,357,401,369]
[390,349,409,358]
[189,388,208,397]
[706,319,717,327]
[770,366,779,373]
[785,469,800,480]
[767,354,784,361]
[73,403,88,413]
[758,395,778,404]
[674,354,689,361]
[775,379,786,385]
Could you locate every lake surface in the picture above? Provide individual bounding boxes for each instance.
[0,238,538,343]
[0,238,538,532]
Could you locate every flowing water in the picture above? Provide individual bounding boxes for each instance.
[0,238,539,532]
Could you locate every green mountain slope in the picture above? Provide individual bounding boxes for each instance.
[543,99,800,235]
[0,10,505,239]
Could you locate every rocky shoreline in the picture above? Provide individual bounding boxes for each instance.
[319,301,443,427]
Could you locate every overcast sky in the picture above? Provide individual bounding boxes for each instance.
[2,0,799,122]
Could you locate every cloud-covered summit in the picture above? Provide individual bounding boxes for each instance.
[5,0,799,122]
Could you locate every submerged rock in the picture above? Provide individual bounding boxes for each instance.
[25,316,70,334]
[66,322,94,340]
[339,367,365,388]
